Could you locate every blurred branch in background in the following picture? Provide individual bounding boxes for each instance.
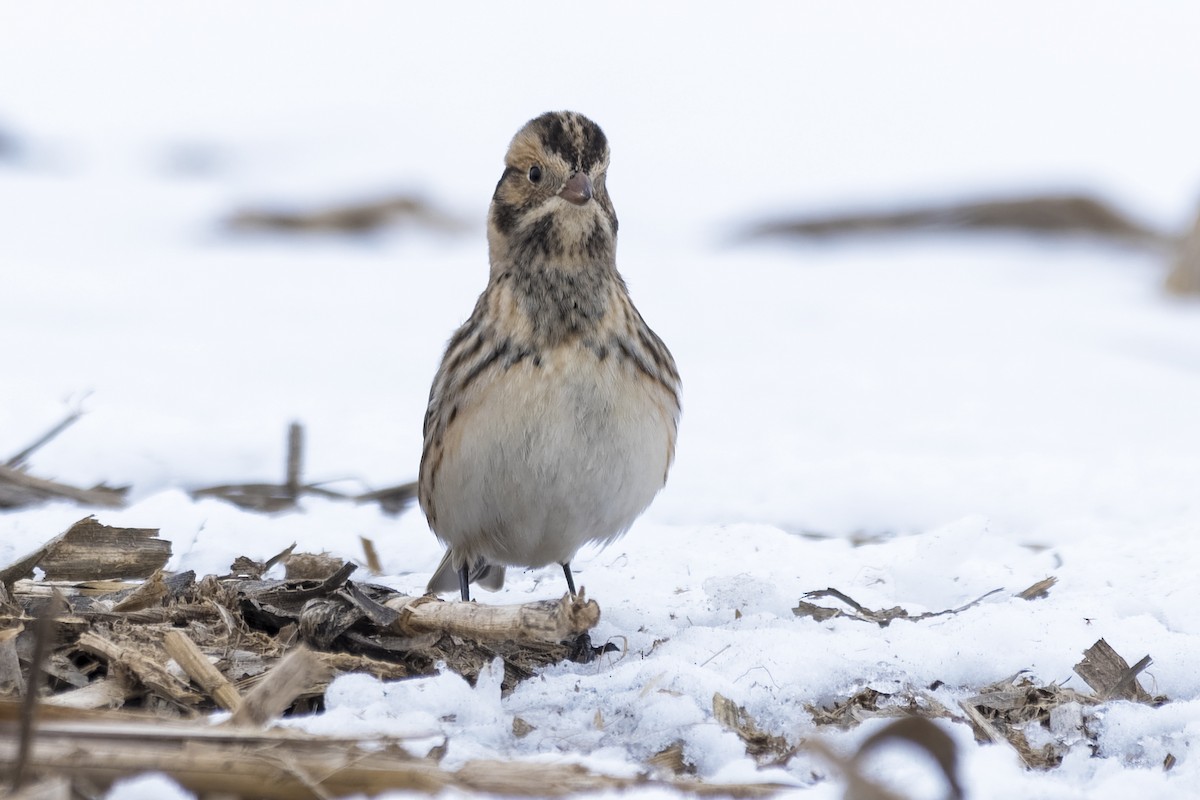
[190,421,416,516]
[225,193,468,237]
[738,191,1200,297]
[0,410,127,510]
[740,192,1170,247]
[0,415,415,516]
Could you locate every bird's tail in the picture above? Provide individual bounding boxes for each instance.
[426,551,506,594]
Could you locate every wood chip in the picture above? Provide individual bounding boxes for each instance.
[1073,638,1156,703]
[110,570,169,612]
[385,591,600,645]
[75,631,200,710]
[41,677,130,710]
[360,535,383,573]
[647,741,689,775]
[1015,576,1057,600]
[162,630,243,712]
[229,647,327,727]
[38,518,170,582]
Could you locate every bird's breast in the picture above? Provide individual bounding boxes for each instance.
[428,341,676,566]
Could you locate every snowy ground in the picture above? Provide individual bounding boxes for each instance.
[3,3,1200,798]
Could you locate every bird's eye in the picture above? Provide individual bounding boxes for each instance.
[528,165,542,183]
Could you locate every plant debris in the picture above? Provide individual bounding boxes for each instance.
[0,702,786,799]
[956,639,1163,770]
[803,634,1167,775]
[1072,638,1160,703]
[712,693,798,766]
[0,517,604,722]
[792,587,1005,627]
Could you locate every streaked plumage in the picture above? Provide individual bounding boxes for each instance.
[419,111,680,600]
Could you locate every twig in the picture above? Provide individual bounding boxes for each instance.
[5,411,82,469]
[0,465,126,509]
[286,422,303,500]
[13,591,67,792]
[1101,654,1153,702]
[163,630,244,713]
[699,644,732,668]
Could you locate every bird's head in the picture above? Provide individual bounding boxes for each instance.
[487,111,618,270]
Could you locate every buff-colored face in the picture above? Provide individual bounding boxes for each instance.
[487,111,618,266]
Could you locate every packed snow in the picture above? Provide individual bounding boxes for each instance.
[2,3,1200,798]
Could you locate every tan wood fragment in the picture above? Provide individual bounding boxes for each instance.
[13,579,141,599]
[712,693,797,765]
[315,652,414,682]
[1073,638,1153,702]
[75,631,199,709]
[385,592,600,644]
[359,535,382,573]
[42,677,129,710]
[0,702,785,798]
[229,646,327,727]
[110,570,169,612]
[957,699,1008,746]
[162,630,243,712]
[1015,576,1058,600]
[283,552,345,581]
[3,775,72,800]
[39,518,170,581]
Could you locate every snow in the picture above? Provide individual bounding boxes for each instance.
[3,2,1200,797]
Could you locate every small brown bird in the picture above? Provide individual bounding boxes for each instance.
[419,111,681,601]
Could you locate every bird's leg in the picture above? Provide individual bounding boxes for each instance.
[458,564,471,602]
[562,562,577,596]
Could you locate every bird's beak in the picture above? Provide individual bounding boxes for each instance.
[559,172,593,206]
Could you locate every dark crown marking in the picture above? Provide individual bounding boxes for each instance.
[530,111,609,173]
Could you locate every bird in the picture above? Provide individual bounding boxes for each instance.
[418,111,681,602]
